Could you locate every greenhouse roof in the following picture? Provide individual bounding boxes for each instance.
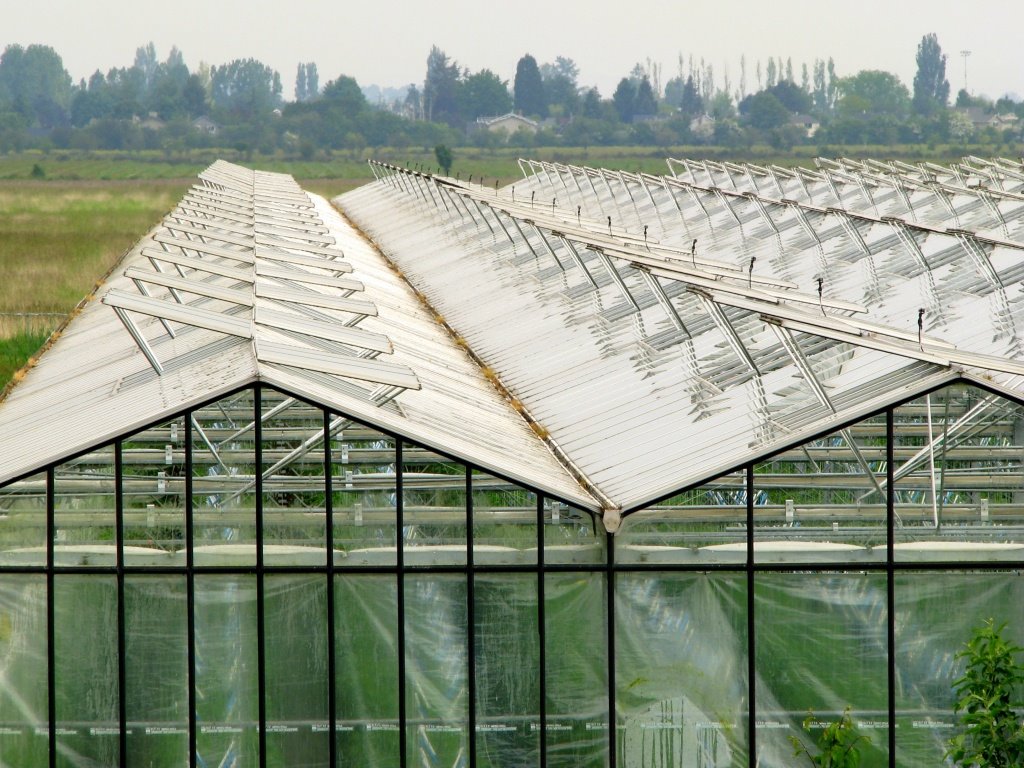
[4,156,1024,526]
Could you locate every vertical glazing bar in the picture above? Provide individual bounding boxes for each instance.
[887,408,896,767]
[746,464,757,766]
[466,469,477,768]
[537,495,546,768]
[396,443,407,768]
[255,385,267,768]
[606,524,616,767]
[186,413,197,768]
[115,440,127,768]
[46,466,55,768]
[324,410,337,768]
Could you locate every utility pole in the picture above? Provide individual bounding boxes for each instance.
[960,50,971,95]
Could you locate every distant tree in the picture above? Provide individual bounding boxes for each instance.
[434,144,453,174]
[459,69,511,120]
[612,77,635,122]
[580,87,602,119]
[0,44,72,128]
[766,58,778,88]
[295,62,320,102]
[210,58,282,121]
[320,75,367,114]
[913,33,950,116]
[182,74,208,117]
[423,46,461,124]
[745,92,789,131]
[540,56,579,116]
[133,42,158,91]
[513,54,546,117]
[837,70,910,118]
[634,76,657,117]
[766,80,811,113]
[679,76,703,117]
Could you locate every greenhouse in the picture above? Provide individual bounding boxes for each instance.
[1,156,1023,767]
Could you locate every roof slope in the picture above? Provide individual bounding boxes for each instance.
[0,161,589,506]
[338,158,1024,513]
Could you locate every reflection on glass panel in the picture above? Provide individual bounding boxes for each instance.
[754,573,888,767]
[192,391,257,565]
[544,501,604,565]
[618,470,747,565]
[472,472,536,564]
[475,573,539,766]
[616,573,748,767]
[0,575,48,764]
[895,385,1024,562]
[54,575,119,767]
[124,576,188,766]
[0,472,46,565]
[404,574,467,766]
[545,573,608,767]
[264,575,329,767]
[754,419,887,564]
[335,575,399,766]
[54,445,116,566]
[331,418,396,567]
[261,391,326,564]
[194,575,259,766]
[403,445,466,566]
[895,572,1024,767]
[122,416,186,567]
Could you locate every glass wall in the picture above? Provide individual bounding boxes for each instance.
[1,381,1024,767]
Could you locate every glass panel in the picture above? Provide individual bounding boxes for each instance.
[754,573,888,767]
[54,445,116,566]
[0,574,48,763]
[194,574,259,766]
[331,418,397,567]
[125,575,188,766]
[895,571,1024,767]
[618,469,747,565]
[616,572,748,767]
[0,472,46,565]
[405,573,468,765]
[754,418,887,564]
[335,574,399,766]
[472,471,536,565]
[264,575,329,766]
[545,572,608,767]
[475,573,539,766]
[544,501,605,565]
[402,445,466,566]
[192,390,257,566]
[895,384,1024,562]
[261,391,326,564]
[122,416,186,567]
[54,575,119,767]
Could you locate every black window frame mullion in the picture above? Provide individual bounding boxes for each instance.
[887,407,896,767]
[185,412,197,768]
[115,440,127,768]
[606,520,616,767]
[746,463,757,766]
[537,494,546,768]
[324,409,337,768]
[466,468,476,768]
[396,442,408,768]
[255,385,267,768]
[46,465,56,768]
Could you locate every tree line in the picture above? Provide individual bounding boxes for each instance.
[0,35,1020,157]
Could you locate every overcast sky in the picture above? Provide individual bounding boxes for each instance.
[5,0,1022,101]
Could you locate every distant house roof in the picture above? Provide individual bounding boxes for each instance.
[476,113,538,130]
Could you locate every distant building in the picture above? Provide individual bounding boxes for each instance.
[474,113,539,140]
[688,114,716,139]
[788,113,820,138]
[192,116,219,135]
